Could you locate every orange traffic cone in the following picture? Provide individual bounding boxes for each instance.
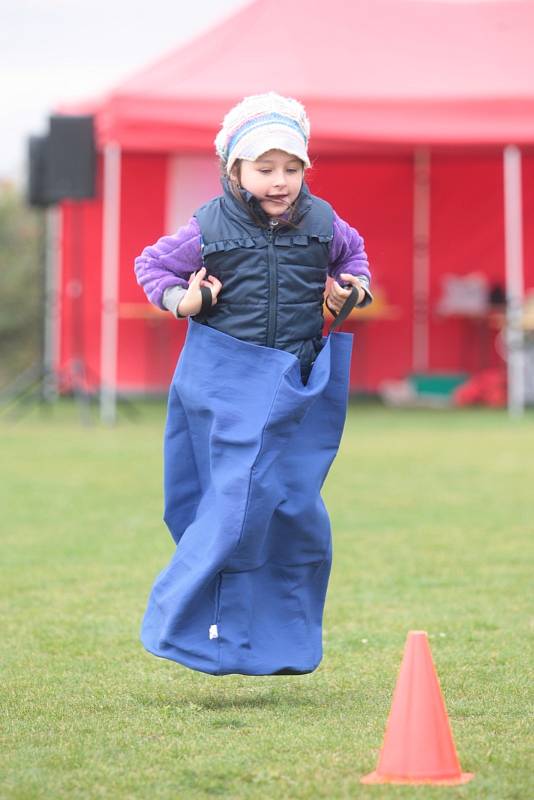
[361,630,474,785]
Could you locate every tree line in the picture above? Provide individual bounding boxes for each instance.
[0,182,42,387]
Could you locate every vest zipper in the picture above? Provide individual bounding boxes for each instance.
[266,219,279,348]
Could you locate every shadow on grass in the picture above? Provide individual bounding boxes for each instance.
[135,678,368,714]
[136,689,315,711]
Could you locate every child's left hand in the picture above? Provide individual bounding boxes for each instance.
[326,273,366,314]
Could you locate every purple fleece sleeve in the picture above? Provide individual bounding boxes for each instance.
[134,217,203,309]
[329,212,371,283]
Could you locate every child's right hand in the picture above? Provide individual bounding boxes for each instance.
[177,268,223,317]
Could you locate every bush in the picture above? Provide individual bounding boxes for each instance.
[0,182,43,386]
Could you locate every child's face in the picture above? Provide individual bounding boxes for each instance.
[235,149,304,217]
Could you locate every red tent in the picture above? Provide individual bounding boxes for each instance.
[56,0,534,419]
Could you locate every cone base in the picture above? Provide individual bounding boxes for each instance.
[361,770,474,785]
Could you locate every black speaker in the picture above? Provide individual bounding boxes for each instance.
[27,135,54,207]
[47,115,96,201]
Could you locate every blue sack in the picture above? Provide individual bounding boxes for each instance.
[141,319,353,675]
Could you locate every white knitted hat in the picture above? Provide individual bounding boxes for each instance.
[215,91,311,174]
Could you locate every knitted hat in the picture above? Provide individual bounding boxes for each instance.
[215,92,311,174]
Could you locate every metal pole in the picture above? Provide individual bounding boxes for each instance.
[100,143,121,425]
[503,146,525,417]
[43,205,61,401]
[412,148,431,373]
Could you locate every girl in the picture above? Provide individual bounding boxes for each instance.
[135,92,372,676]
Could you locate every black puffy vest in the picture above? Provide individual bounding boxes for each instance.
[194,179,333,379]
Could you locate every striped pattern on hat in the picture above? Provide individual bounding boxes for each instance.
[215,92,311,173]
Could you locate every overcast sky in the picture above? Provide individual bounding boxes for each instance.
[0,0,251,182]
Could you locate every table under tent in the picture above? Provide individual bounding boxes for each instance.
[49,0,534,420]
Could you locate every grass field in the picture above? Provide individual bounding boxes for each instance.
[1,401,533,800]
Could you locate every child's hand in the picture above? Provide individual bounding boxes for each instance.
[177,268,223,317]
[326,273,365,314]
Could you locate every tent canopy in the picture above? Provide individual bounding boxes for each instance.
[90,0,534,151]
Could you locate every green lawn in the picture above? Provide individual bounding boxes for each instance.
[1,402,533,799]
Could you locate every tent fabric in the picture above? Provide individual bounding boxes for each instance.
[141,320,353,675]
[56,0,534,398]
[92,0,534,150]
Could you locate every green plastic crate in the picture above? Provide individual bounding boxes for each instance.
[410,372,469,397]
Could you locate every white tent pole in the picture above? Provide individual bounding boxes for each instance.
[44,206,61,401]
[412,148,431,373]
[503,145,525,417]
[100,143,122,425]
